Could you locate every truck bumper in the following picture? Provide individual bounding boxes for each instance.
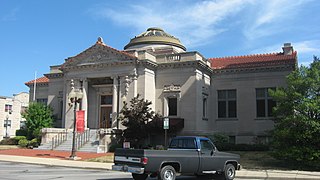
[237,163,241,170]
[112,165,145,174]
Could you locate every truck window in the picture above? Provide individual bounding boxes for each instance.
[200,140,214,151]
[169,139,196,149]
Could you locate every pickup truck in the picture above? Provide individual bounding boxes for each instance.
[112,136,241,180]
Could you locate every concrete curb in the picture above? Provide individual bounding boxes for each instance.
[0,154,112,170]
[1,154,320,179]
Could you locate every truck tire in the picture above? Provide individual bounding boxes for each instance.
[159,165,176,180]
[132,173,148,180]
[223,163,236,180]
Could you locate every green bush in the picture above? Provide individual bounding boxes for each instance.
[109,143,123,152]
[0,136,27,145]
[0,138,15,145]
[16,129,28,136]
[18,139,29,147]
[12,136,27,145]
[28,138,39,148]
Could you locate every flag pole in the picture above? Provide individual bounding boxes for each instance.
[33,71,37,102]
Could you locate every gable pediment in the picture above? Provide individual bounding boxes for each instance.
[62,39,137,69]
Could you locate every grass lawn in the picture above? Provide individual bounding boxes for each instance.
[86,151,319,171]
[231,151,289,170]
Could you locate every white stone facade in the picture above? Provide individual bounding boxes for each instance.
[0,92,29,141]
[25,28,296,145]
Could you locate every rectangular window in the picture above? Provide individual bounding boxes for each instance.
[101,95,113,105]
[218,90,237,118]
[168,97,177,116]
[5,104,12,113]
[203,97,207,118]
[37,98,48,105]
[256,88,276,118]
[20,121,26,129]
[4,120,11,127]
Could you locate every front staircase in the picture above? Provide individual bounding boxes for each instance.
[37,129,100,153]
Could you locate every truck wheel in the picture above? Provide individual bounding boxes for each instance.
[224,164,236,180]
[159,165,176,180]
[132,173,148,180]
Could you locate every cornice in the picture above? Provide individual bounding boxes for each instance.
[44,73,64,79]
[158,60,213,74]
[213,64,295,75]
[62,60,137,72]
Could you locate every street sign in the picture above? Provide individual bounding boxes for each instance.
[164,117,169,129]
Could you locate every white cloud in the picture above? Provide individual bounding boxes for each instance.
[243,0,314,40]
[1,7,19,22]
[90,0,251,48]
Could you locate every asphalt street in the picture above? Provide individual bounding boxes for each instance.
[0,161,246,180]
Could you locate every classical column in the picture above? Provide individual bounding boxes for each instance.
[112,77,118,128]
[81,78,88,129]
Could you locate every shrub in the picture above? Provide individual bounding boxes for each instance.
[16,129,28,136]
[28,138,39,148]
[18,139,29,147]
[0,138,16,145]
[12,136,27,145]
[109,143,122,152]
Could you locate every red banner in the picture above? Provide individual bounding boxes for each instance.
[76,110,85,133]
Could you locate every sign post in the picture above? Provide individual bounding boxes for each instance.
[164,117,169,149]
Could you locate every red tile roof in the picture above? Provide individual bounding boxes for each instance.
[209,51,297,70]
[25,76,49,85]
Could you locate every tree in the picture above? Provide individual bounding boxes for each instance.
[270,56,320,167]
[22,102,53,140]
[119,95,162,148]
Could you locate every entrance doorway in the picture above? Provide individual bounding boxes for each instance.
[100,95,113,128]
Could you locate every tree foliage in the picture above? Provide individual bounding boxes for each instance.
[270,56,320,167]
[22,102,53,140]
[119,95,162,147]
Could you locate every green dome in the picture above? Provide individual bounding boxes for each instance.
[124,27,186,51]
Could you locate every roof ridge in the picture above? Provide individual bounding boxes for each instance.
[208,52,283,60]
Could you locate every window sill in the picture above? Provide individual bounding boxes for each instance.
[255,117,275,121]
[216,118,238,121]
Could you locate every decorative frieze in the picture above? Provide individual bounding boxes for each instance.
[163,84,181,93]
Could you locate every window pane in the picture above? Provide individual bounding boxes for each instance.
[268,99,276,117]
[101,95,112,105]
[228,90,236,99]
[168,98,177,116]
[218,90,226,99]
[256,88,265,98]
[218,101,226,118]
[203,98,207,117]
[257,100,266,117]
[200,140,213,151]
[228,100,237,118]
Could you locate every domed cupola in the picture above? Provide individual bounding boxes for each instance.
[124,27,186,52]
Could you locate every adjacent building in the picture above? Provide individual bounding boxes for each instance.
[25,27,296,148]
[0,92,29,141]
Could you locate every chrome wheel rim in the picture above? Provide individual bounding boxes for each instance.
[227,167,234,178]
[164,169,174,180]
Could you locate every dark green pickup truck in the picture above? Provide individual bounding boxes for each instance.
[112,136,241,180]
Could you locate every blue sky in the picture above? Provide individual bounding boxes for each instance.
[1,0,319,97]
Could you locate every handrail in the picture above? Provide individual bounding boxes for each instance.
[76,129,90,149]
[51,130,68,150]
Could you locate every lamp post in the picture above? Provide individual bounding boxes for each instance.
[69,79,83,160]
[5,115,9,138]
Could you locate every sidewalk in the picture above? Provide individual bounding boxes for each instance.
[0,148,320,179]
